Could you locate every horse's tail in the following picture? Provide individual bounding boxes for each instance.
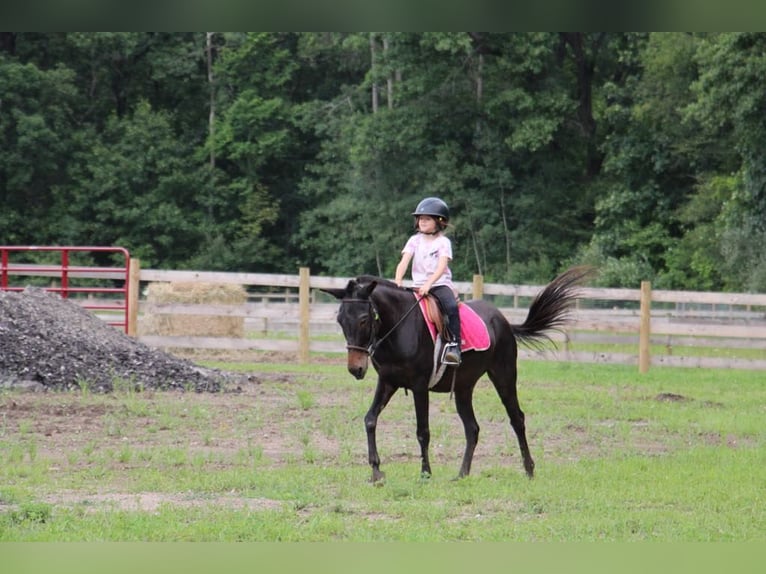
[512,266,594,348]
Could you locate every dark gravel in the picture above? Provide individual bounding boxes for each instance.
[0,287,243,393]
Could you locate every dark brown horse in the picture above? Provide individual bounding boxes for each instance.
[322,266,592,483]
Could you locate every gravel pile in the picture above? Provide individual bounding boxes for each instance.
[0,287,243,393]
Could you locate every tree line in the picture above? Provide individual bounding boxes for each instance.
[2,32,765,291]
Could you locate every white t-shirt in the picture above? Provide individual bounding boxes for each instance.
[401,233,453,288]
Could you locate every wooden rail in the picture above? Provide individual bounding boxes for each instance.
[137,265,766,371]
[5,262,765,371]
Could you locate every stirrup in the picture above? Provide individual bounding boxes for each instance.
[442,342,461,366]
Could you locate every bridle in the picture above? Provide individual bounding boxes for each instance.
[340,298,380,355]
[341,292,423,357]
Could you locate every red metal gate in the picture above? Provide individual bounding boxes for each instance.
[0,246,132,333]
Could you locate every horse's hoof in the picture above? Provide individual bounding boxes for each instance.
[370,470,386,486]
[420,471,432,481]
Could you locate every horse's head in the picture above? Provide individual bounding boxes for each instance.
[321,277,380,380]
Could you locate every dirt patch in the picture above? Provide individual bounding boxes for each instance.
[3,372,745,515]
[44,491,283,513]
[654,392,690,402]
[0,373,325,513]
[0,490,283,514]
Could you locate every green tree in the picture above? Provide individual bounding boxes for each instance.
[581,33,713,288]
[198,33,313,271]
[688,32,766,291]
[54,101,206,267]
[297,33,631,283]
[0,55,78,245]
[4,32,766,292]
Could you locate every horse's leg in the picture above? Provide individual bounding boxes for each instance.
[412,390,432,478]
[364,379,398,484]
[488,363,535,478]
[454,384,480,479]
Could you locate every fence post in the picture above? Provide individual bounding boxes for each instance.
[127,258,141,337]
[298,267,310,364]
[472,274,484,300]
[639,280,652,373]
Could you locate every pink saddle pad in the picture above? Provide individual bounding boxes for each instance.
[417,296,491,352]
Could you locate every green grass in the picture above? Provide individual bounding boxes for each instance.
[1,361,764,541]
[242,328,766,361]
[564,334,766,361]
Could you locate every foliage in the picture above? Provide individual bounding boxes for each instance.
[0,55,78,244]
[687,33,766,291]
[2,33,766,291]
[54,101,206,267]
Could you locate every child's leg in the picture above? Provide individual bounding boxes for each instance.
[431,285,461,345]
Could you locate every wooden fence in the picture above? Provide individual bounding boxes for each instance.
[133,265,766,372]
[6,261,766,371]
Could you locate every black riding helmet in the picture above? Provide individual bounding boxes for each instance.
[412,197,449,230]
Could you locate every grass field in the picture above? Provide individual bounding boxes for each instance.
[1,358,764,541]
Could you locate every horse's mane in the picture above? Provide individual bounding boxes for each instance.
[355,275,400,290]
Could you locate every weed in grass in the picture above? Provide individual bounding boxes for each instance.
[188,404,211,422]
[17,419,33,435]
[235,443,264,467]
[82,440,98,459]
[112,376,134,394]
[136,449,154,463]
[103,414,123,438]
[117,444,133,464]
[7,501,52,526]
[296,389,315,410]
[155,412,175,432]
[284,452,299,466]
[303,445,319,464]
[75,378,95,396]
[25,437,37,463]
[191,452,208,469]
[118,394,151,418]
[3,442,25,464]
[161,447,188,467]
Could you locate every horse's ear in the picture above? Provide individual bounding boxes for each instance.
[361,281,378,298]
[320,287,348,300]
[321,279,358,299]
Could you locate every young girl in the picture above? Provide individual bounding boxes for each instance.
[394,197,461,365]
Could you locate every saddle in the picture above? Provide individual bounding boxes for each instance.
[415,294,491,389]
[416,295,491,352]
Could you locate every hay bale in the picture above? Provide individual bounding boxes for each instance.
[139,282,247,338]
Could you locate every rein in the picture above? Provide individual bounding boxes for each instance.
[343,291,424,357]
